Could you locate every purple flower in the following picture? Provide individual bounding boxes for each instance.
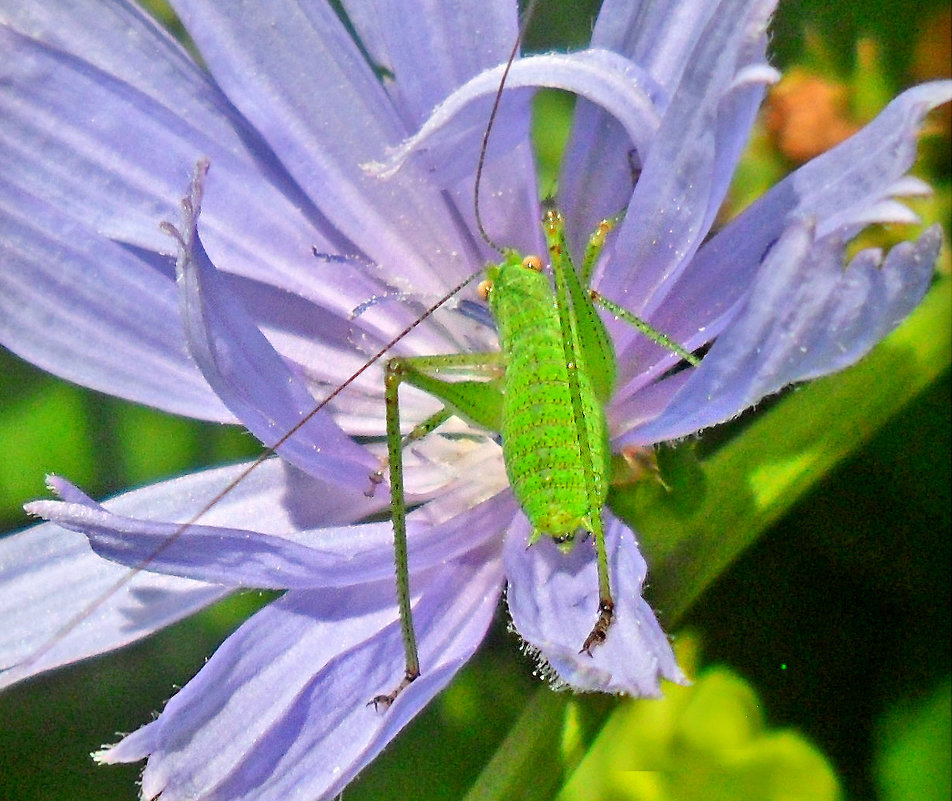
[0,1,948,799]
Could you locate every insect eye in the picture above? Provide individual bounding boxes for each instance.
[522,255,543,272]
[477,279,493,300]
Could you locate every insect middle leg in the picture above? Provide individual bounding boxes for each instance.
[364,406,454,497]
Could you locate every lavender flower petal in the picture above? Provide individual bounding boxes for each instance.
[0,176,227,420]
[365,49,663,191]
[0,492,246,690]
[0,7,224,255]
[30,478,516,590]
[340,0,517,129]
[505,515,685,695]
[23,506,359,593]
[170,163,376,485]
[2,456,362,685]
[0,17,386,417]
[592,0,720,92]
[169,0,517,296]
[100,545,503,801]
[625,222,941,443]
[1,2,413,294]
[630,81,952,377]
[559,0,719,244]
[611,81,952,415]
[598,0,776,322]
[0,521,227,691]
[338,0,541,254]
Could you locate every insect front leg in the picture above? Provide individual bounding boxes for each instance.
[589,291,700,366]
[575,210,701,366]
[579,212,623,286]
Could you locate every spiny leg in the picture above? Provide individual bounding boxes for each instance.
[544,209,617,655]
[370,357,421,710]
[546,209,695,654]
[590,291,700,366]
[369,351,505,710]
[577,212,699,652]
[580,509,614,656]
[579,213,699,650]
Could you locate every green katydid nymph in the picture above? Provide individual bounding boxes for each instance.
[370,206,699,708]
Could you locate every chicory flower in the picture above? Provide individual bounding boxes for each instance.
[0,1,948,799]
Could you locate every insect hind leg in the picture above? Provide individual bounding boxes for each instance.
[368,351,504,710]
[581,600,615,655]
[369,357,422,710]
[579,511,616,656]
[370,669,418,711]
[542,209,619,658]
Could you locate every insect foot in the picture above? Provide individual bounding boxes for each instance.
[580,599,615,656]
[369,668,420,712]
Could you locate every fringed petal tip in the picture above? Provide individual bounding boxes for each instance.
[40,475,96,505]
[505,516,685,697]
[94,721,156,766]
[515,627,688,698]
[160,158,210,254]
[23,478,87,520]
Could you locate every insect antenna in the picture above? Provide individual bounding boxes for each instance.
[473,0,540,254]
[12,260,484,676]
[14,0,539,682]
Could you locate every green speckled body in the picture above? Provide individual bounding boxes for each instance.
[369,209,695,699]
[486,254,611,539]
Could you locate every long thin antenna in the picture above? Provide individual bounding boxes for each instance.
[14,264,484,676]
[473,0,540,253]
[15,3,543,678]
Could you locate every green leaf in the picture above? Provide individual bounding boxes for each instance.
[462,689,615,801]
[557,638,843,801]
[875,678,952,801]
[0,378,94,522]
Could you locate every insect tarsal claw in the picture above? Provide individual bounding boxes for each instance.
[369,668,419,712]
[579,599,615,657]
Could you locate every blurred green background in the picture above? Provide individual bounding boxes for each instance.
[0,1,949,800]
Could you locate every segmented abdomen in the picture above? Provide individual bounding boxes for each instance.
[490,263,610,540]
